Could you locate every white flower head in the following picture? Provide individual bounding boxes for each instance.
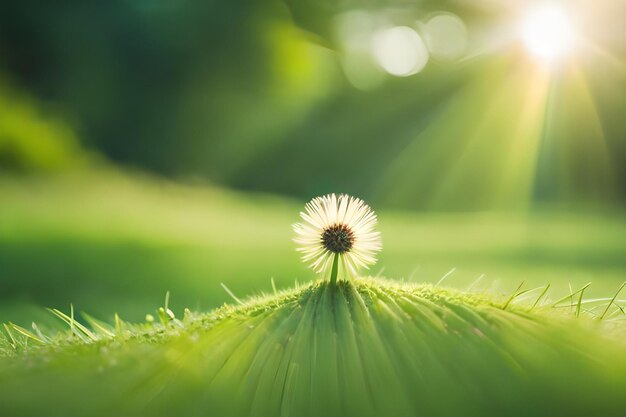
[293,194,382,280]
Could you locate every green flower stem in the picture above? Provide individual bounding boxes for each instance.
[330,253,339,286]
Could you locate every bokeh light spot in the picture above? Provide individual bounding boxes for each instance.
[423,13,468,61]
[371,26,429,77]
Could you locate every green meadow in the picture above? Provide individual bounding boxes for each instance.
[2,170,624,327]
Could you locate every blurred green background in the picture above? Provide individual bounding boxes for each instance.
[0,0,624,326]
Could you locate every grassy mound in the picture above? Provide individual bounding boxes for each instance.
[1,278,625,417]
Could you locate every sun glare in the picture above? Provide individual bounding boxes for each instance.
[520,5,576,62]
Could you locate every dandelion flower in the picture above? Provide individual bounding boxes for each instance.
[293,194,382,284]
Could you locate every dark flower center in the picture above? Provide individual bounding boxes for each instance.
[321,223,355,253]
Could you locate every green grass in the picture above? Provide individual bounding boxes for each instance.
[1,169,625,327]
[1,171,625,416]
[1,277,625,417]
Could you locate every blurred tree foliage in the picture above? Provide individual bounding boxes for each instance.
[0,0,325,174]
[0,80,90,173]
[0,0,623,209]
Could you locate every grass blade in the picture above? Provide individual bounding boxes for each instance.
[600,281,626,320]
